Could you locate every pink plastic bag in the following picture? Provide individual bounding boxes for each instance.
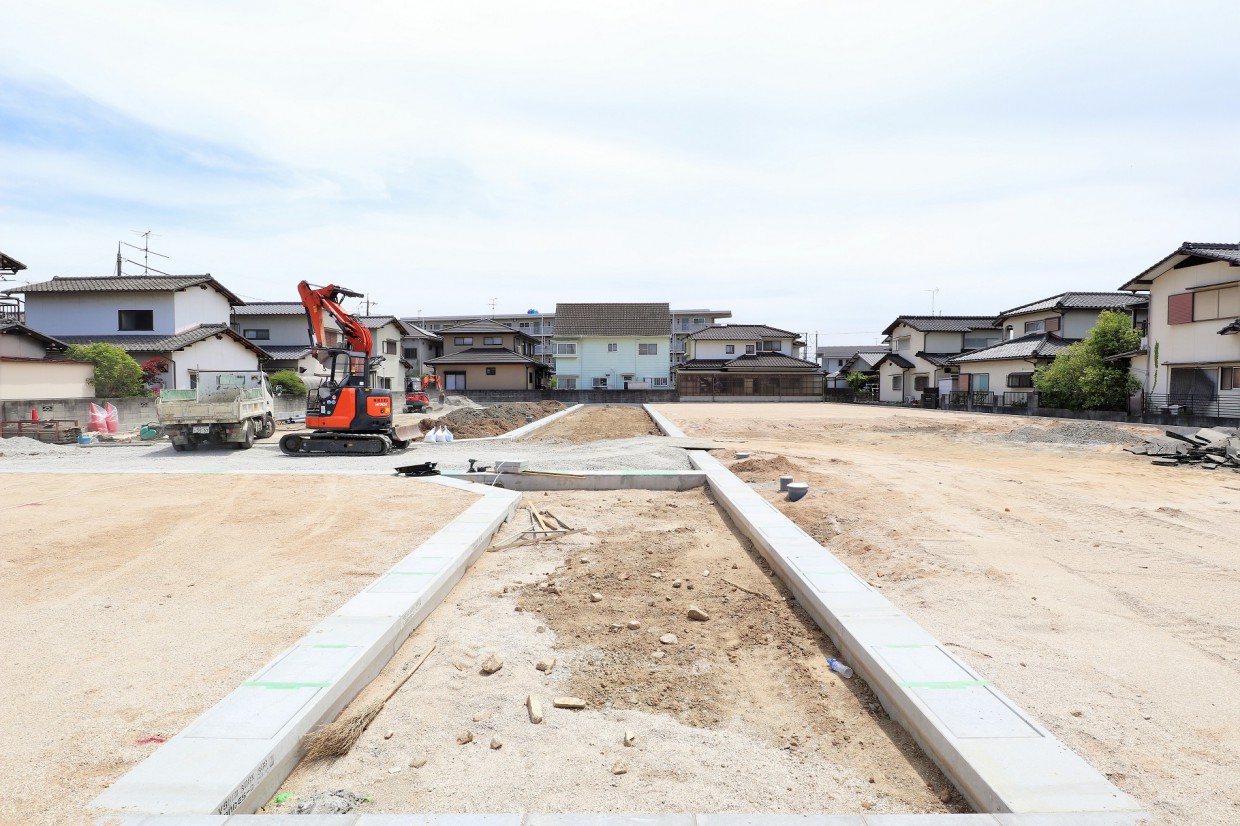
[88,403,107,433]
[104,402,120,433]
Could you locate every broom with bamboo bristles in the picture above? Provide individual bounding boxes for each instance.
[303,644,436,760]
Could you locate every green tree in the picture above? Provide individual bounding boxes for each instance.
[268,369,307,396]
[1033,310,1142,411]
[64,343,147,397]
[845,371,870,391]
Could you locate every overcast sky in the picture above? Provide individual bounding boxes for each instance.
[3,1,1239,345]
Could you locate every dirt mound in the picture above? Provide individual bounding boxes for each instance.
[1000,421,1140,446]
[419,401,566,439]
[729,455,800,477]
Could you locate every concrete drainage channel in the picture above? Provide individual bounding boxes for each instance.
[89,403,1152,825]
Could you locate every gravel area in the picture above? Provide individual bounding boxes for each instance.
[994,421,1144,446]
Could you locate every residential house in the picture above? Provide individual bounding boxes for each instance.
[400,323,443,388]
[551,303,671,390]
[230,301,339,388]
[945,333,1074,403]
[3,275,268,390]
[1119,241,1240,410]
[357,316,414,391]
[679,325,821,399]
[997,292,1148,341]
[0,250,25,322]
[424,319,548,391]
[874,316,1001,402]
[411,307,731,370]
[817,345,889,388]
[0,319,94,400]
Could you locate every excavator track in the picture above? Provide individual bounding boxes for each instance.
[279,432,393,456]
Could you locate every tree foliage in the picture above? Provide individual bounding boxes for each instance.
[1032,311,1142,411]
[268,369,307,396]
[65,343,147,397]
[845,371,871,391]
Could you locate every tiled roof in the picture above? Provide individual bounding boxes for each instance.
[425,347,544,366]
[56,324,269,358]
[999,292,1148,317]
[554,303,670,337]
[232,302,306,316]
[882,315,1000,335]
[872,352,916,369]
[679,353,820,372]
[949,333,1075,364]
[0,250,26,272]
[680,359,729,370]
[687,324,801,341]
[914,352,959,367]
[438,318,532,338]
[401,323,440,339]
[3,274,243,304]
[357,316,412,335]
[817,345,888,358]
[0,318,67,350]
[261,345,314,359]
[1122,241,1240,289]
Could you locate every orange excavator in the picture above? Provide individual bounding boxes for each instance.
[278,280,421,456]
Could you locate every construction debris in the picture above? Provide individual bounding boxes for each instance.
[526,694,544,723]
[535,657,556,672]
[553,696,587,709]
[687,606,710,622]
[1128,426,1240,470]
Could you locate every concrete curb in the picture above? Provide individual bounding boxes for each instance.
[91,477,521,818]
[642,404,688,438]
[91,811,1158,824]
[441,469,707,491]
[683,448,1146,817]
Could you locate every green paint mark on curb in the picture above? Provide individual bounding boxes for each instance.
[242,681,332,689]
[898,680,988,689]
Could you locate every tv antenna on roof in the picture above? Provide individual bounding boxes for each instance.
[488,297,498,318]
[924,287,940,316]
[116,230,168,277]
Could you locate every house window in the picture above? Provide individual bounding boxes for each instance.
[608,343,618,352]
[1007,372,1034,388]
[891,374,903,391]
[1222,367,1240,391]
[484,336,503,345]
[1168,292,1194,325]
[745,344,755,354]
[555,342,576,355]
[760,341,783,351]
[454,336,474,345]
[404,347,418,359]
[519,322,531,329]
[118,309,154,331]
[653,377,670,387]
[638,343,657,355]
[725,344,735,354]
[383,340,397,355]
[895,336,910,351]
[379,377,392,389]
[913,375,929,391]
[592,377,609,388]
[486,367,496,375]
[560,377,577,389]
[1024,319,1045,333]
[964,335,998,349]
[243,328,270,340]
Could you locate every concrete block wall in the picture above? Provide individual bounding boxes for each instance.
[462,389,681,404]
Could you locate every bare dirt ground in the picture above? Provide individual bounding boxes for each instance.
[0,473,469,826]
[419,401,567,439]
[272,490,964,816]
[655,402,1240,826]
[527,405,661,443]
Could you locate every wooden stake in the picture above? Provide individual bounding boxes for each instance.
[721,578,770,599]
[491,528,586,552]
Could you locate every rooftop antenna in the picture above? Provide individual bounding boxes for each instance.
[924,287,939,315]
[488,297,498,318]
[120,230,167,276]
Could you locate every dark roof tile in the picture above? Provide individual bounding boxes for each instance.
[949,333,1075,363]
[4,274,243,304]
[56,323,269,358]
[999,292,1148,317]
[425,347,544,366]
[554,303,670,337]
[687,324,801,341]
[882,315,1000,335]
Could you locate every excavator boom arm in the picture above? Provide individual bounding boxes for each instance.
[297,281,373,355]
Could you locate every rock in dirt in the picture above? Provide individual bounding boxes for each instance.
[612,761,628,775]
[383,729,394,739]
[687,606,710,622]
[627,620,641,630]
[527,694,544,724]
[672,579,682,588]
[590,592,603,603]
[410,756,428,769]
[490,737,503,750]
[659,633,678,645]
[472,709,493,722]
[293,790,364,815]
[481,654,504,674]
[456,730,474,745]
[624,730,636,747]
[536,656,556,672]
[553,696,587,709]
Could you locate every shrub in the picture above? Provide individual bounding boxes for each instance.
[1033,311,1141,411]
[845,371,870,391]
[64,343,147,397]
[268,369,307,396]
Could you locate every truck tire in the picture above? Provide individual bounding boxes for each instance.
[257,415,275,439]
[236,421,255,450]
[172,442,188,452]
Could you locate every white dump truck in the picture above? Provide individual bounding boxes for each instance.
[157,371,276,451]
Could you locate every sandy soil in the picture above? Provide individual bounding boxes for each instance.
[420,402,567,439]
[271,490,964,816]
[527,405,661,443]
[0,474,470,826]
[655,403,1240,826]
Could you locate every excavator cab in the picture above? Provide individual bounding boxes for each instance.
[306,350,393,432]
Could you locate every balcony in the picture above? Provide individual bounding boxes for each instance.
[674,320,711,333]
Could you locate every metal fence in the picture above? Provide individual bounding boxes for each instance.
[1144,393,1240,418]
[679,373,824,398]
[924,390,1037,411]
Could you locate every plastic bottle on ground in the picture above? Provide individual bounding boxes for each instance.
[827,658,853,678]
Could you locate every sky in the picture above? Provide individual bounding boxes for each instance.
[2,1,1240,346]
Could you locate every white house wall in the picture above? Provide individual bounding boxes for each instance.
[1062,310,1104,339]
[0,359,95,400]
[923,331,963,352]
[556,337,671,387]
[369,322,406,390]
[26,291,177,336]
[172,285,233,331]
[1146,259,1240,394]
[0,334,48,358]
[236,315,312,347]
[172,336,262,389]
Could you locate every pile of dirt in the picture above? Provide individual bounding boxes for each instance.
[527,405,661,443]
[419,401,566,439]
[0,436,76,456]
[999,421,1141,446]
[729,455,800,478]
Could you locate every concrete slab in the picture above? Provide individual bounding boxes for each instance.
[91,479,520,818]
[441,470,707,491]
[525,817,697,826]
[699,816,867,825]
[684,448,1144,818]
